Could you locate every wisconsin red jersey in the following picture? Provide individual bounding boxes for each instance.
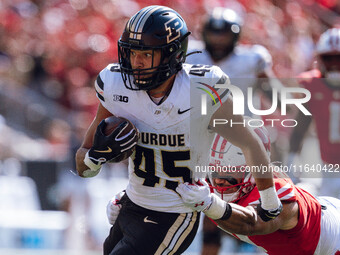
[299,69,340,164]
[228,178,322,255]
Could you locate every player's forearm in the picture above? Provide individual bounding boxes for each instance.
[76,147,90,176]
[216,204,280,236]
[215,204,257,235]
[243,141,274,191]
[243,139,282,216]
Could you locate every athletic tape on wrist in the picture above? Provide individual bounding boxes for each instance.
[84,151,102,171]
[259,186,281,210]
[204,194,227,220]
[82,168,101,178]
[220,203,232,220]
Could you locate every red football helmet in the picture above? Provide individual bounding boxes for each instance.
[208,124,271,202]
[316,28,340,87]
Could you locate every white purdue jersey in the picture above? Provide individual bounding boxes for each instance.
[95,63,230,213]
[187,42,272,116]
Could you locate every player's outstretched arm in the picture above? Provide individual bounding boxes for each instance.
[177,181,298,236]
[215,201,297,236]
[209,97,282,220]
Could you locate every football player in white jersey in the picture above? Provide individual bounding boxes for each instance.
[187,7,280,118]
[75,5,282,255]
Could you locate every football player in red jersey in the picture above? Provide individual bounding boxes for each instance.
[176,125,340,255]
[187,8,289,253]
[289,28,340,197]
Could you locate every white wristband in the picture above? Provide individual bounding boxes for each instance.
[84,151,103,171]
[259,186,281,210]
[204,194,227,220]
[82,168,101,178]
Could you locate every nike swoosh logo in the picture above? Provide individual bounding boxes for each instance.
[178,107,192,114]
[144,216,158,224]
[94,146,112,153]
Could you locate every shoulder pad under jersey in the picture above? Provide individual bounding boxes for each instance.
[94,63,121,103]
[184,63,230,86]
[183,63,231,105]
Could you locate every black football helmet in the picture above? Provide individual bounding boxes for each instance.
[118,5,191,91]
[202,7,242,62]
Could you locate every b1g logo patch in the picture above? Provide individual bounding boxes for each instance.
[165,17,183,43]
[113,94,129,103]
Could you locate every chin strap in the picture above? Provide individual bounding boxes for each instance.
[185,50,203,58]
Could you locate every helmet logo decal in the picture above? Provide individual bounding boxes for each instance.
[165,17,183,43]
[128,6,163,40]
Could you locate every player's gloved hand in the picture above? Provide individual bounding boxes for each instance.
[257,199,283,222]
[177,180,233,220]
[106,190,125,225]
[84,119,138,171]
[176,180,212,211]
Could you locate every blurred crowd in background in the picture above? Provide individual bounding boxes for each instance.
[0,0,339,253]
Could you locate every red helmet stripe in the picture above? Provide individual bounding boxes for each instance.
[219,138,228,159]
[211,134,221,157]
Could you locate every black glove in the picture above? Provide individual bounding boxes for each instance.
[256,199,283,222]
[87,119,138,166]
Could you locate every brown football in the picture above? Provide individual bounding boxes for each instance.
[104,116,137,162]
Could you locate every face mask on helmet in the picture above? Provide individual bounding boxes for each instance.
[118,5,191,91]
[316,28,340,88]
[208,166,254,203]
[207,124,271,202]
[202,7,242,62]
